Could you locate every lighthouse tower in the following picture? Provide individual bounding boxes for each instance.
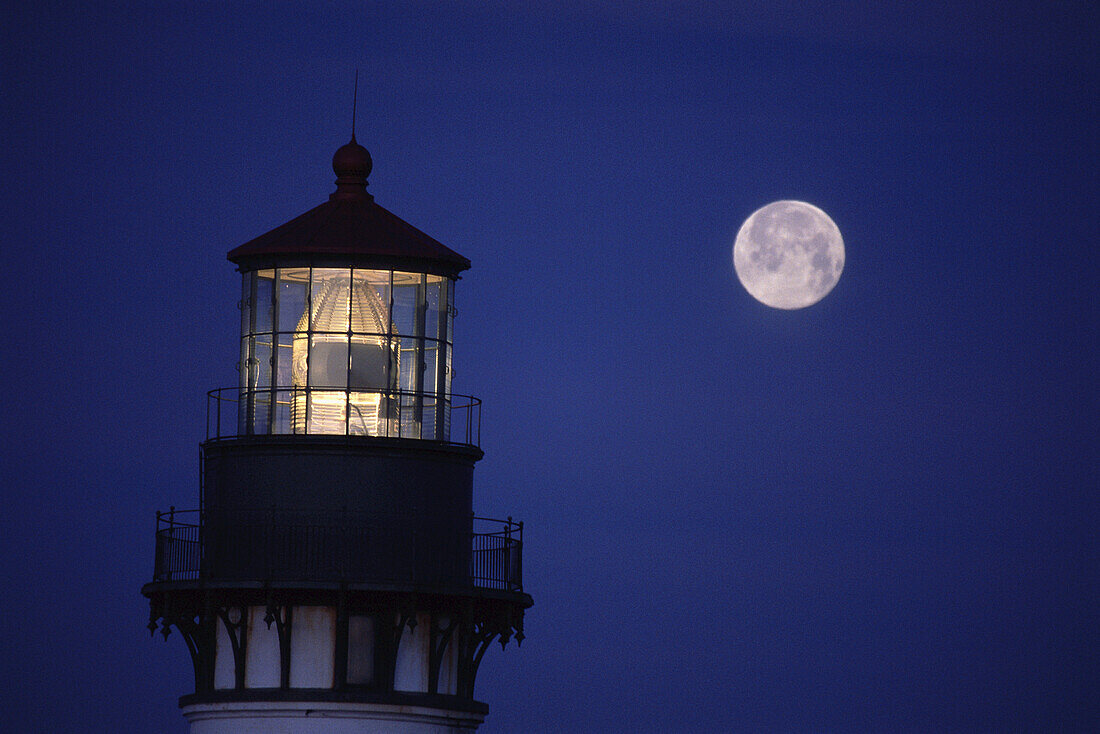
[142,134,531,732]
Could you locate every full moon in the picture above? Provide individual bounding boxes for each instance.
[733,200,845,309]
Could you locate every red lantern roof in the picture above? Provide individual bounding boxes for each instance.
[227,137,471,276]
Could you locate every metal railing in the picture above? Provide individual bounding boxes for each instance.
[205,386,481,447]
[152,509,522,593]
[153,508,201,582]
[470,517,524,591]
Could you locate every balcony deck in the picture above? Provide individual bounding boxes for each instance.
[150,509,523,593]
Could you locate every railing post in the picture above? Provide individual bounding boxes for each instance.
[154,510,162,581]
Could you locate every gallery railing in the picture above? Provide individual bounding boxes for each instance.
[152,509,522,593]
[204,386,480,447]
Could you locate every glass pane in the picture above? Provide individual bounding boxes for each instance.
[351,269,391,336]
[397,391,421,439]
[250,336,273,391]
[310,335,348,389]
[277,268,309,332]
[349,334,389,390]
[422,341,439,395]
[444,338,453,396]
[291,385,307,434]
[240,271,252,337]
[238,336,249,388]
[424,335,447,439]
[275,332,293,387]
[426,276,443,342]
[391,271,423,339]
[447,281,454,345]
[397,337,422,393]
[272,389,291,434]
[427,276,451,343]
[349,390,385,437]
[388,335,401,395]
[443,282,453,398]
[441,392,451,441]
[291,332,309,388]
[421,393,438,440]
[251,389,272,435]
[311,268,350,333]
[255,269,275,333]
[236,389,248,437]
[237,336,249,433]
[308,390,347,434]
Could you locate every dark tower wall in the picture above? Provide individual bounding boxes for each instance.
[202,437,481,587]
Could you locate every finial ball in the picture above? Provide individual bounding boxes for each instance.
[333,139,372,180]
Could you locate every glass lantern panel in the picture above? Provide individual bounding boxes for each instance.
[446,280,454,340]
[351,269,391,337]
[309,334,348,389]
[311,268,351,334]
[290,331,309,388]
[277,268,309,332]
[272,389,292,435]
[251,390,273,435]
[240,271,253,337]
[396,392,420,439]
[446,283,454,390]
[422,340,439,396]
[250,335,273,391]
[391,271,423,340]
[426,276,444,341]
[238,335,249,384]
[349,390,387,437]
[349,334,390,391]
[420,392,438,440]
[237,336,250,434]
[246,334,272,434]
[275,332,294,387]
[291,382,308,435]
[254,269,275,334]
[397,337,423,393]
[308,390,347,435]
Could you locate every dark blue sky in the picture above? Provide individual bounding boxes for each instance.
[3,2,1096,731]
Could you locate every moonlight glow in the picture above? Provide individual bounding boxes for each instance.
[733,200,845,309]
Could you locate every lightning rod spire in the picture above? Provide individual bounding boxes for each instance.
[351,69,359,142]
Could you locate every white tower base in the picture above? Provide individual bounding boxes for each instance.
[183,701,486,734]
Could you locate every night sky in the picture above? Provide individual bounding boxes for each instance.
[3,3,1097,732]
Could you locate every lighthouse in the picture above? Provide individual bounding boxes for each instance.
[142,133,531,732]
